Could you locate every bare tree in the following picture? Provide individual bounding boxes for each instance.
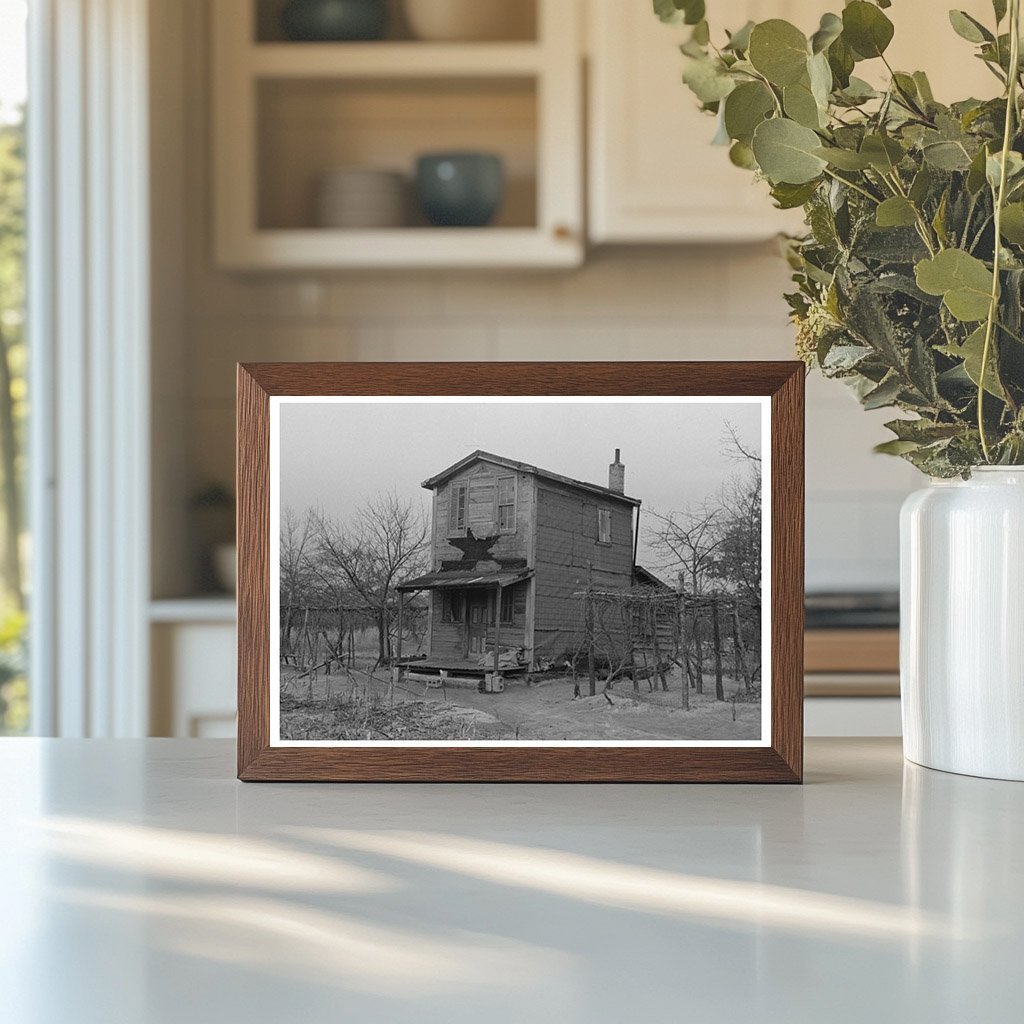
[280,507,315,663]
[310,492,429,666]
[648,502,725,694]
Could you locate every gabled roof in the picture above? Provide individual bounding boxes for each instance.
[421,450,641,507]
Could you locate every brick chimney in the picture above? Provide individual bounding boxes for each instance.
[608,449,625,494]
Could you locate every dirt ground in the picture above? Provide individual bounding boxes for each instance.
[280,664,761,742]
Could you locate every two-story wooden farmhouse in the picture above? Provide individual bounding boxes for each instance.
[397,449,640,674]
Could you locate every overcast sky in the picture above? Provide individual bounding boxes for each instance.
[278,399,763,568]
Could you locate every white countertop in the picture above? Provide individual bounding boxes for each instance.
[1,738,1020,1023]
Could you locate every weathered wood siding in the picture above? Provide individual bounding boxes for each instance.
[431,461,534,569]
[427,581,530,660]
[532,482,635,661]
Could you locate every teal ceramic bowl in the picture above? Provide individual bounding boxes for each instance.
[281,0,388,42]
[415,152,505,228]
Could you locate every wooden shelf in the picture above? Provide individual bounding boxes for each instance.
[249,42,544,79]
[212,0,583,269]
[218,227,580,270]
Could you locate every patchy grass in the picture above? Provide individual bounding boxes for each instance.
[279,664,761,742]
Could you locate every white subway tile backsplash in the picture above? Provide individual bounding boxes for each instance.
[182,248,915,590]
[350,323,496,362]
[558,251,726,320]
[326,275,445,320]
[441,272,562,321]
[186,271,327,322]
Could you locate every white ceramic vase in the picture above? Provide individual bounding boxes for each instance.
[900,467,1024,780]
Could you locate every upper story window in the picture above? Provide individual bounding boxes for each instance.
[448,482,467,536]
[597,508,612,545]
[497,475,516,533]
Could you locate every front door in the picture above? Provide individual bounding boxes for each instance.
[466,592,490,657]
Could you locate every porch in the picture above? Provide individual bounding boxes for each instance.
[395,567,534,676]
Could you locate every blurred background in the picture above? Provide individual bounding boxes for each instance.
[0,0,996,740]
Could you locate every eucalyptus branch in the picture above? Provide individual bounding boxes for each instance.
[822,167,880,205]
[979,0,1021,462]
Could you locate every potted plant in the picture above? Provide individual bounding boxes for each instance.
[658,0,1024,779]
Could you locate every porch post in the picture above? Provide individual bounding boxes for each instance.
[493,583,502,677]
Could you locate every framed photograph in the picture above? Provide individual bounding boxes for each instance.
[237,362,804,782]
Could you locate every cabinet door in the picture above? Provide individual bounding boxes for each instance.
[587,0,807,243]
[587,0,996,244]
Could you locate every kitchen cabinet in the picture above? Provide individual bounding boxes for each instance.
[587,0,998,244]
[211,0,583,269]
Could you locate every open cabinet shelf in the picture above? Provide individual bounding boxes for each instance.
[212,0,582,269]
[249,42,546,77]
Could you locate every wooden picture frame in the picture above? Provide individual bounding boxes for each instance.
[237,362,804,782]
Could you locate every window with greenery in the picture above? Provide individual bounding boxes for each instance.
[497,475,516,532]
[0,0,27,735]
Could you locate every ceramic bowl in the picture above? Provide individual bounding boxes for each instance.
[281,0,388,42]
[316,168,407,228]
[415,152,504,228]
[403,0,534,42]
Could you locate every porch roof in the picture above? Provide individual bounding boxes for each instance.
[397,568,534,593]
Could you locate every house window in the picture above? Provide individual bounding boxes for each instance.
[598,508,612,544]
[497,475,516,533]
[500,587,514,624]
[448,482,467,535]
[442,591,465,623]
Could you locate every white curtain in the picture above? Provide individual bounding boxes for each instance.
[28,0,150,736]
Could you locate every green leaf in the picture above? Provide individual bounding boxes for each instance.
[827,35,856,88]
[784,80,824,129]
[986,150,1024,191]
[807,51,833,108]
[771,180,820,209]
[723,81,775,144]
[842,1,895,59]
[913,71,935,104]
[682,57,736,104]
[940,325,1006,398]
[814,145,872,170]
[915,249,994,322]
[810,12,843,54]
[860,133,904,173]
[748,20,809,86]
[967,144,991,193]
[909,164,933,205]
[837,76,879,104]
[948,10,994,44]
[932,190,950,247]
[923,140,973,171]
[875,439,922,455]
[1000,203,1024,244]
[751,118,828,184]
[729,140,757,169]
[876,197,918,228]
[724,20,755,53]
[653,0,705,26]
[862,375,903,409]
[885,418,964,443]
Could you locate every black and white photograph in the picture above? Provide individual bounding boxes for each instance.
[270,397,770,746]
